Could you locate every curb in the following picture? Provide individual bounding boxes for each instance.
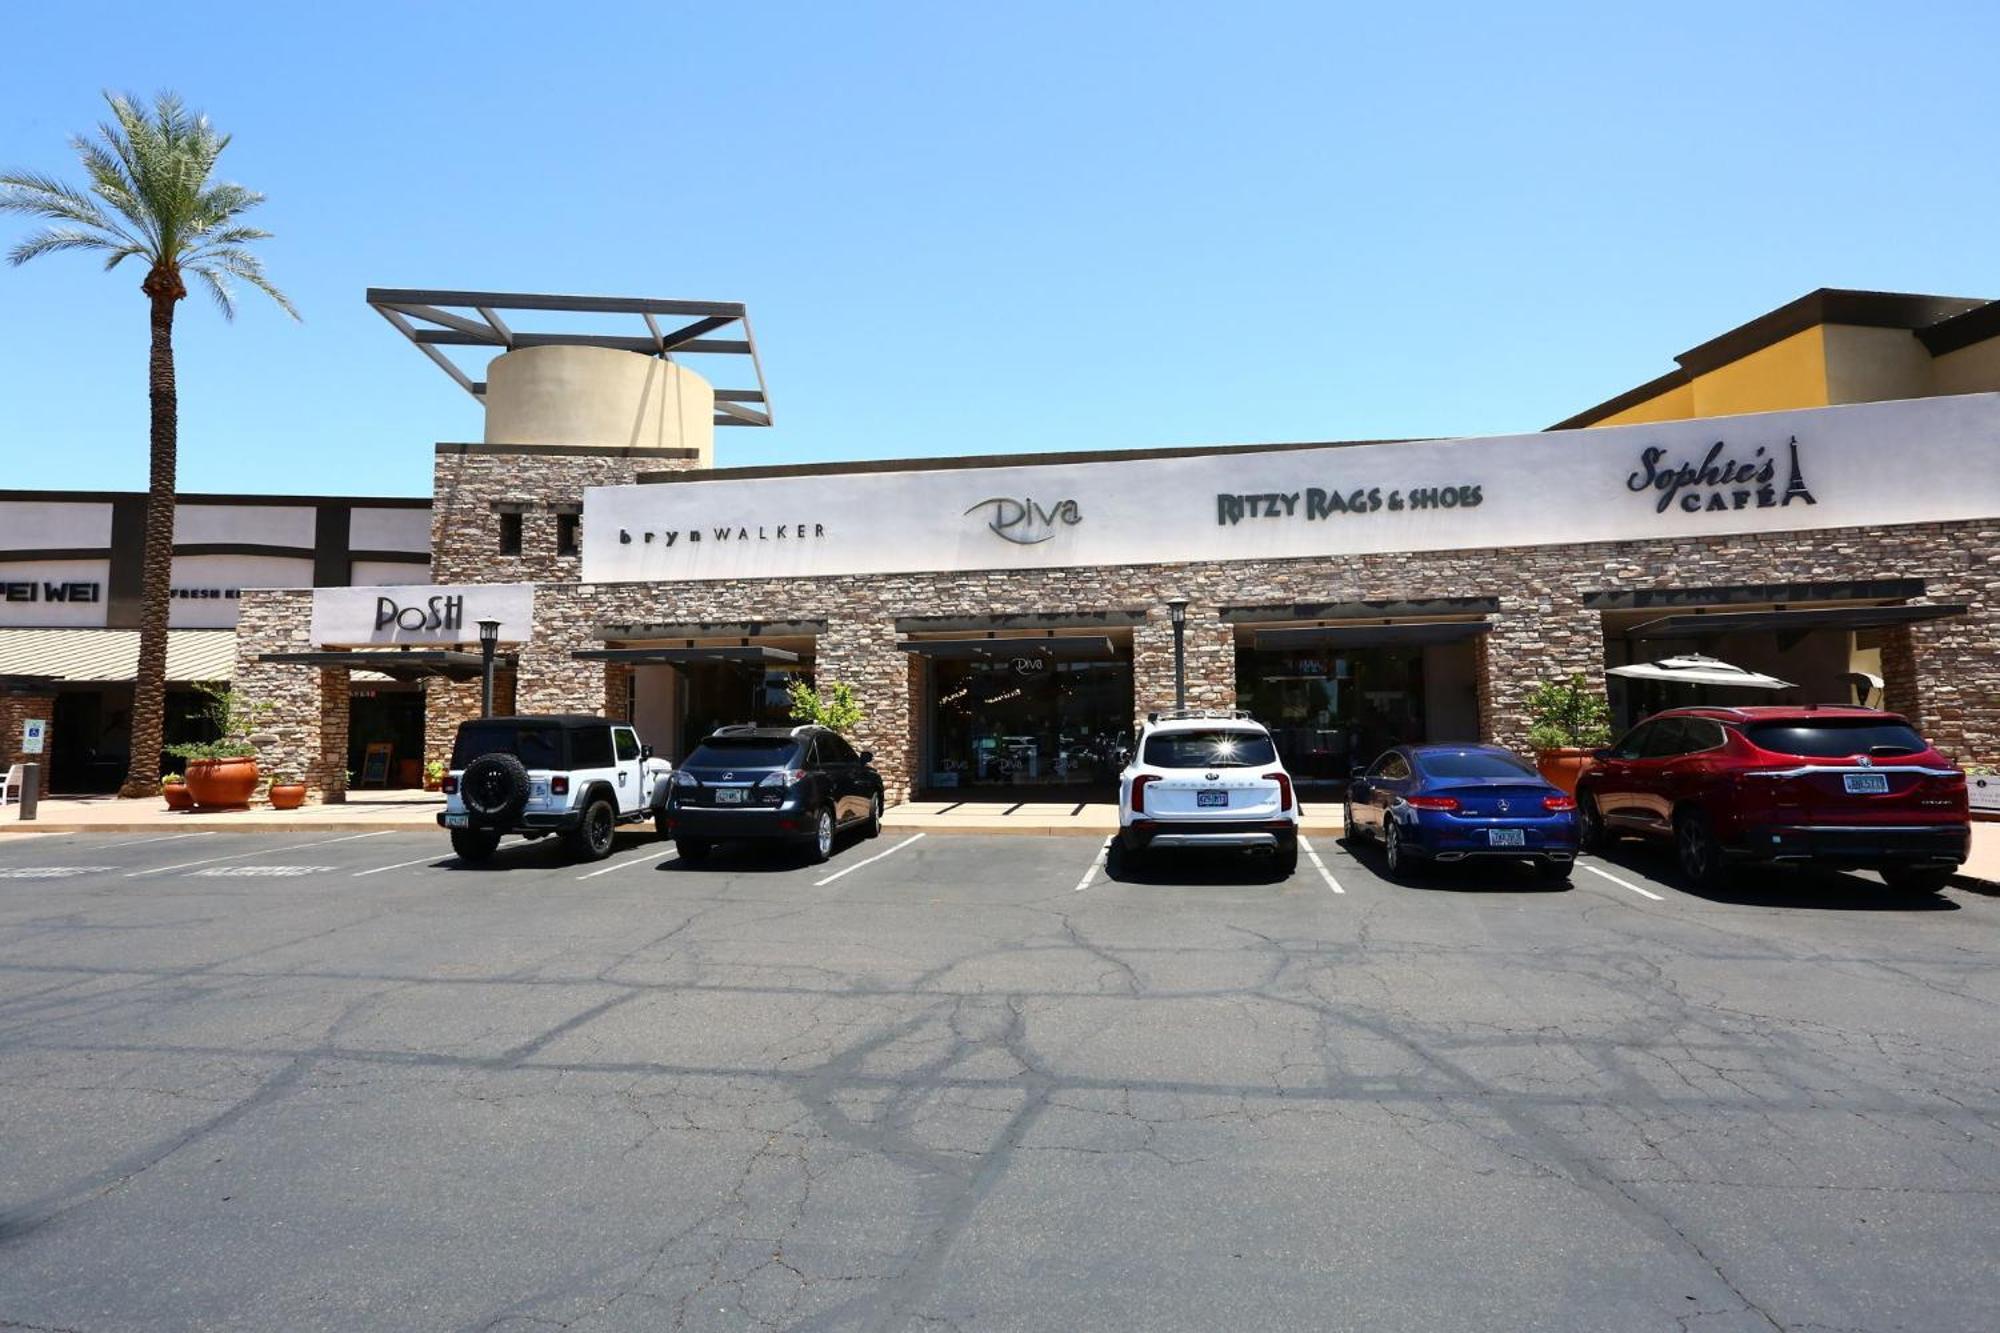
[0,821,438,836]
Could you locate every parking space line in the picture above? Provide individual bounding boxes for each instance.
[577,847,677,880]
[815,832,925,887]
[126,830,392,878]
[354,853,456,878]
[110,831,218,847]
[1298,836,1345,894]
[1073,838,1112,892]
[1581,861,1666,901]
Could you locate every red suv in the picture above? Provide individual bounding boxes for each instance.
[1577,705,1970,892]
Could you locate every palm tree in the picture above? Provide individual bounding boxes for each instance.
[1,91,297,798]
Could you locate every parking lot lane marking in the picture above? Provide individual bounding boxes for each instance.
[814,832,925,887]
[1298,836,1345,894]
[1581,861,1667,902]
[109,831,218,847]
[125,830,392,878]
[1072,838,1112,892]
[577,847,677,880]
[353,853,456,878]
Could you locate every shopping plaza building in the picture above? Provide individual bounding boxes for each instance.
[4,287,1997,803]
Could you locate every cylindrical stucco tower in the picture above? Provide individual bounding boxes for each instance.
[482,345,715,465]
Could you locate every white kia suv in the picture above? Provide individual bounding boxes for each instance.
[1118,710,1300,875]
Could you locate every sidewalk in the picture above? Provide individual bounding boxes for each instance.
[0,789,443,835]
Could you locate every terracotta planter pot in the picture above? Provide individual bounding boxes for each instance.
[1536,747,1597,795]
[162,784,194,811]
[184,757,260,810]
[267,782,308,811]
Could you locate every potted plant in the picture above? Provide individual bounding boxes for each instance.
[161,773,193,811]
[266,771,307,810]
[424,759,445,792]
[1525,673,1613,795]
[166,687,275,810]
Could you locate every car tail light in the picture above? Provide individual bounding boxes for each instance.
[1404,795,1460,812]
[441,775,457,795]
[1542,794,1576,812]
[757,769,806,789]
[1131,773,1157,812]
[1923,771,1969,812]
[1262,771,1293,812]
[551,775,569,796]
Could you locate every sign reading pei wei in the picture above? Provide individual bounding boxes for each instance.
[580,393,2000,584]
[309,583,534,647]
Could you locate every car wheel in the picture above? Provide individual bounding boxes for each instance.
[1341,800,1357,843]
[460,752,531,825]
[567,797,617,862]
[1269,841,1299,880]
[1578,794,1606,854]
[1383,820,1410,881]
[863,791,883,839]
[1881,865,1955,893]
[675,838,711,864]
[1674,808,1727,890]
[654,806,671,839]
[449,828,501,863]
[807,806,835,864]
[1536,858,1574,885]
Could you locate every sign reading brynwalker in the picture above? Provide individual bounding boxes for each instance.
[580,394,2000,583]
[309,582,534,647]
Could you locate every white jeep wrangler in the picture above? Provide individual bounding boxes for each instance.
[439,714,673,863]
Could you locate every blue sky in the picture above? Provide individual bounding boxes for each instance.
[2,2,1996,497]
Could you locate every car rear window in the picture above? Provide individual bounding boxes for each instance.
[685,738,801,769]
[1143,729,1278,769]
[1742,719,1928,758]
[453,723,562,770]
[1418,750,1534,779]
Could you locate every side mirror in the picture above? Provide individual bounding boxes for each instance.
[1591,748,1613,762]
[641,744,654,760]
[857,750,874,765]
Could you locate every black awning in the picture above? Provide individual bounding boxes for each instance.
[0,674,61,693]
[572,646,802,665]
[256,650,515,683]
[896,636,1118,661]
[1252,621,1492,651]
[1625,604,1971,640]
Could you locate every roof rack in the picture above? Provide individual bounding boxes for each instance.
[1145,708,1257,724]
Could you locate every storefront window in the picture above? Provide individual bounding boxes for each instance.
[680,661,812,754]
[928,657,1132,793]
[1235,645,1427,782]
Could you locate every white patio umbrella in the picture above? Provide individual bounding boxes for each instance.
[1606,653,1794,690]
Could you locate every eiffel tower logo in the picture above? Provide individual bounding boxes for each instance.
[1782,436,1817,507]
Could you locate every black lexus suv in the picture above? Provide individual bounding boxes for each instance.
[662,725,886,864]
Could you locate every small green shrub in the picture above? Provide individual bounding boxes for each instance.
[786,680,864,734]
[1524,673,1612,750]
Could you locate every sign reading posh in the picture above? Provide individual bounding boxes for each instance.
[309,582,534,647]
[580,394,2000,583]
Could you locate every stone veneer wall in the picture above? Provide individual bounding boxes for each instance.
[235,518,2000,805]
[0,692,57,770]
[431,445,701,584]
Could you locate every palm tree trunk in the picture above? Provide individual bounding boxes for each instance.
[118,275,181,798]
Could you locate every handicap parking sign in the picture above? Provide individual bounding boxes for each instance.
[21,719,46,755]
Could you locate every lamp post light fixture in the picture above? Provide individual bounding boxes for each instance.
[477,619,501,718]
[1167,599,1189,710]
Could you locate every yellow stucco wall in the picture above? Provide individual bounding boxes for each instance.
[1689,326,1829,417]
[1584,380,1697,428]
[1822,325,1934,404]
[1932,337,2000,396]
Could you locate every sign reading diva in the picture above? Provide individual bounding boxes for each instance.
[578,394,2000,584]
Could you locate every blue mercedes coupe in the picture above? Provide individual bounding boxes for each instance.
[1343,744,1579,882]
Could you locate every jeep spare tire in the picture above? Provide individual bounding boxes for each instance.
[461,752,530,822]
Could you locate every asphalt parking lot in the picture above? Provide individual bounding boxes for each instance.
[0,826,1995,1332]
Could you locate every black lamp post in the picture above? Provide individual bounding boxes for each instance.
[477,619,501,718]
[1167,599,1188,710]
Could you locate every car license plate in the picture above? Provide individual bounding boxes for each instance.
[1844,773,1889,794]
[716,787,746,805]
[1197,790,1228,807]
[1487,828,1525,847]
[444,813,468,828]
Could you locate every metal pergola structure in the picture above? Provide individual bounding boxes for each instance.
[365,288,773,428]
